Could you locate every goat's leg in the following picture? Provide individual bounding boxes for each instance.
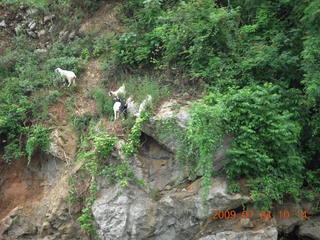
[114,109,117,120]
[67,79,71,87]
[72,77,76,86]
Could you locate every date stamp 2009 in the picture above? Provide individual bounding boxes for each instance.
[211,209,309,220]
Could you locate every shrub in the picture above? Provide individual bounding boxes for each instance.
[77,181,98,236]
[92,133,117,159]
[101,161,136,188]
[221,84,304,180]
[3,141,24,164]
[177,100,224,197]
[89,88,114,118]
[26,125,51,164]
[124,73,169,104]
[123,110,150,157]
[72,114,95,131]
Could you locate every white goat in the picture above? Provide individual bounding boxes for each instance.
[137,95,152,117]
[126,96,139,116]
[113,100,122,120]
[109,84,126,97]
[55,68,77,87]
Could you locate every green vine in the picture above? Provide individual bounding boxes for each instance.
[123,110,151,157]
[76,129,116,236]
[179,101,224,198]
[26,125,51,165]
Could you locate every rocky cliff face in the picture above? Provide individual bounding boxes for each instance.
[0,3,319,240]
[91,101,320,240]
[0,153,89,240]
[0,99,319,240]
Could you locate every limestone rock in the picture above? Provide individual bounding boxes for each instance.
[92,177,249,240]
[26,8,39,16]
[49,129,67,161]
[59,30,69,40]
[44,15,55,23]
[132,134,180,190]
[0,20,6,28]
[0,207,21,236]
[92,184,200,240]
[298,217,320,240]
[27,30,38,38]
[142,100,190,153]
[194,177,250,219]
[142,99,231,173]
[14,24,23,34]
[68,30,76,40]
[48,128,77,164]
[28,20,36,30]
[38,29,47,38]
[198,227,278,240]
[240,218,254,228]
[34,48,48,54]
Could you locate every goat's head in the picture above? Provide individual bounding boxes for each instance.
[54,68,61,74]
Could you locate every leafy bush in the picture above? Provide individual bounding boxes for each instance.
[26,125,51,164]
[179,100,224,196]
[93,133,116,159]
[124,73,169,104]
[179,83,305,206]
[89,87,114,118]
[221,84,304,180]
[32,90,62,121]
[306,169,320,205]
[76,128,116,235]
[123,110,150,157]
[101,161,137,188]
[92,33,115,57]
[77,181,97,236]
[72,114,95,131]
[248,175,303,210]
[3,141,24,164]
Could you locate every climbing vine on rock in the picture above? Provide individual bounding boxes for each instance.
[123,110,151,157]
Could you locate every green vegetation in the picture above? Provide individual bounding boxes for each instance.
[123,73,170,103]
[26,125,51,164]
[113,0,320,208]
[74,120,142,235]
[1,0,320,214]
[89,87,114,118]
[123,110,151,157]
[179,100,224,197]
[101,161,137,188]
[2,0,101,13]
[77,181,98,236]
[76,126,116,236]
[3,141,24,164]
[0,29,93,163]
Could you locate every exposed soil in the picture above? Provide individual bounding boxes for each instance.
[49,95,69,125]
[0,156,45,221]
[74,59,102,116]
[0,0,125,227]
[79,0,124,35]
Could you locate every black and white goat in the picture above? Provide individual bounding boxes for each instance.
[113,96,127,120]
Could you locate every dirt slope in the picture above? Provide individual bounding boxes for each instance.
[0,0,123,229]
